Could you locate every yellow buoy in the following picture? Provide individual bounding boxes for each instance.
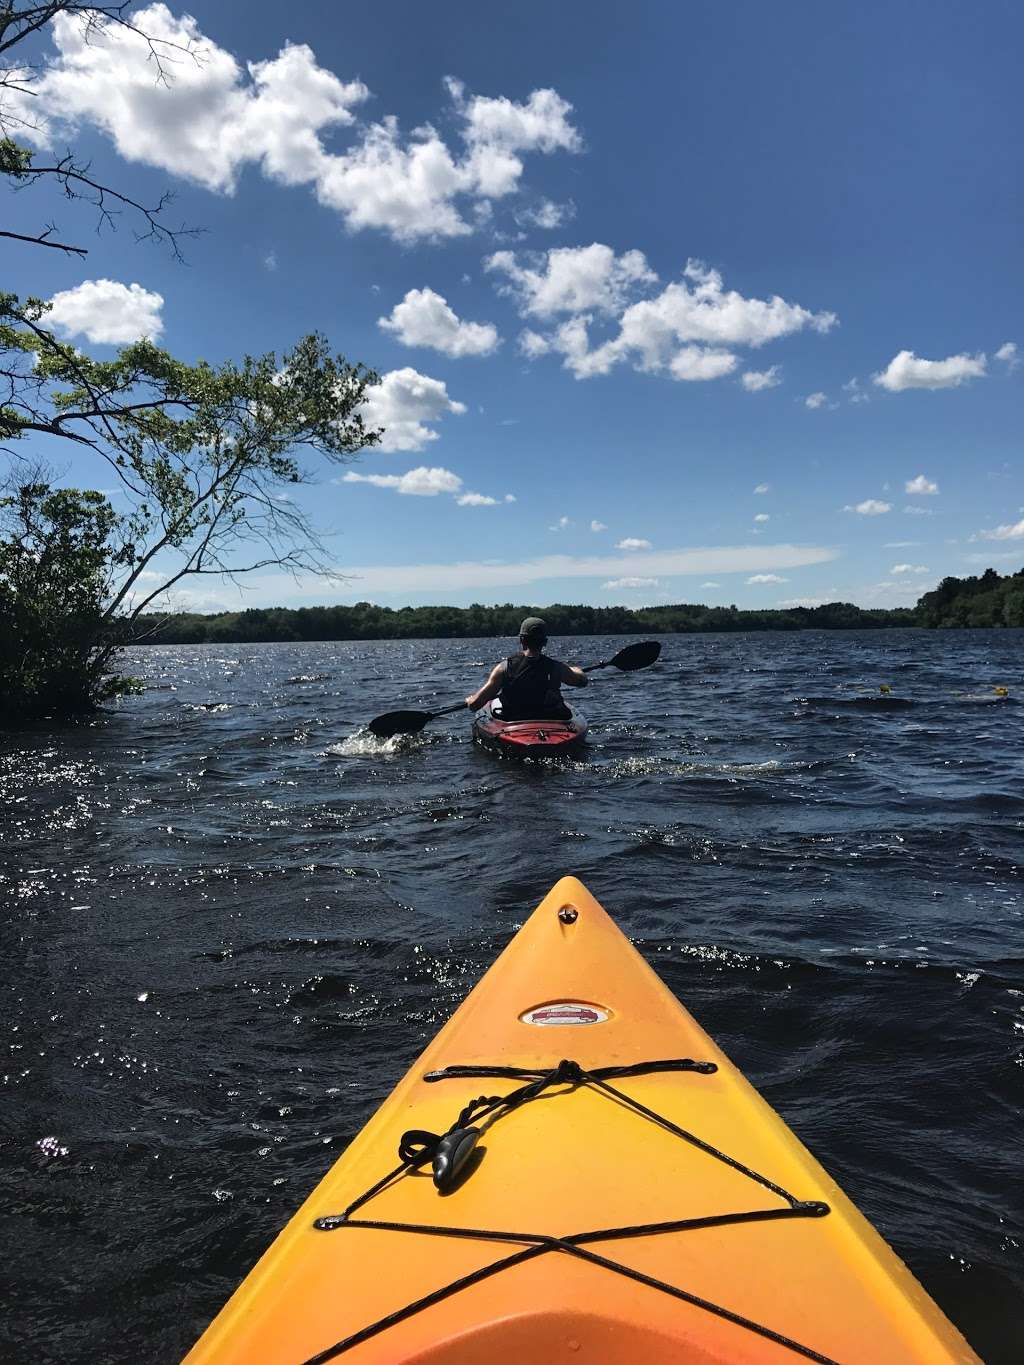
[994,686,1009,697]
[879,683,892,694]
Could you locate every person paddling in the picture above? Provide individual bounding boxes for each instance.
[466,617,588,721]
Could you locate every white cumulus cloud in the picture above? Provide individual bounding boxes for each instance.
[613,259,835,354]
[980,518,1024,541]
[748,573,787,584]
[995,341,1018,368]
[47,279,163,343]
[616,537,652,551]
[754,513,770,523]
[518,329,552,358]
[890,563,930,575]
[341,467,509,508]
[874,350,987,392]
[905,474,939,495]
[844,499,892,516]
[516,198,574,230]
[468,90,577,152]
[22,8,369,188]
[742,366,781,392]
[21,7,579,244]
[488,251,834,384]
[603,576,659,590]
[342,466,463,496]
[590,520,608,532]
[486,242,657,318]
[804,392,828,409]
[358,367,466,451]
[669,347,738,382]
[378,288,499,357]
[754,483,770,494]
[701,580,721,588]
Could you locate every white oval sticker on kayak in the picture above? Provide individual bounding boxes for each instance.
[520,1001,610,1026]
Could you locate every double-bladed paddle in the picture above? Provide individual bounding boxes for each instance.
[367,640,662,739]
[581,639,661,674]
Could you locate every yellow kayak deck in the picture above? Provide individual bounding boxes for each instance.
[186,877,977,1364]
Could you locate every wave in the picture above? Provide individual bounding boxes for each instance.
[638,939,1024,990]
[793,694,916,710]
[591,752,857,781]
[326,729,427,757]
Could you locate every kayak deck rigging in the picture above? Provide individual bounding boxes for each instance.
[185,877,978,1365]
[308,1056,835,1364]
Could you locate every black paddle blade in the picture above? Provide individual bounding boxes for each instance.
[608,640,662,671]
[368,709,432,739]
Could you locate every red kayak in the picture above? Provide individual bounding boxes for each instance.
[472,702,587,759]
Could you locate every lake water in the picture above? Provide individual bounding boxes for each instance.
[2,630,1022,1362]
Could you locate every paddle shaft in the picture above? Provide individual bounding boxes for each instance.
[368,641,660,737]
[427,701,470,721]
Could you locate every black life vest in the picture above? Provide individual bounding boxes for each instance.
[498,653,570,721]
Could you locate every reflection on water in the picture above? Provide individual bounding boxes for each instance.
[2,630,1022,1362]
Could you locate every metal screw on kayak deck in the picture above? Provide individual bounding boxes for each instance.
[558,906,578,924]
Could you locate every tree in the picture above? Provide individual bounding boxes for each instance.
[0,4,383,718]
[0,479,135,716]
[0,308,381,715]
[916,568,1024,628]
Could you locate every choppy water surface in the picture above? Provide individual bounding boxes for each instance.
[2,630,1022,1362]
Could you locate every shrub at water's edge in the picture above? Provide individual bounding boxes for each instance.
[0,313,379,722]
[0,485,143,718]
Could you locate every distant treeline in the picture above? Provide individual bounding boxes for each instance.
[916,566,1024,627]
[122,567,1022,642]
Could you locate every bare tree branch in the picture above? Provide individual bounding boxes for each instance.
[0,223,86,253]
[8,154,204,260]
[2,2,205,258]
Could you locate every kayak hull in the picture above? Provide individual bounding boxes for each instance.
[471,703,587,759]
[186,877,978,1365]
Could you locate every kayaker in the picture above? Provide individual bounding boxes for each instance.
[465,617,588,721]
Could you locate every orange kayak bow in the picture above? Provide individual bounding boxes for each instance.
[186,877,977,1364]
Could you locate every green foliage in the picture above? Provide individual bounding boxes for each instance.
[125,571,1024,644]
[916,567,1024,627]
[129,598,919,644]
[124,570,1021,644]
[0,136,32,177]
[1,294,381,720]
[0,7,387,720]
[0,483,140,719]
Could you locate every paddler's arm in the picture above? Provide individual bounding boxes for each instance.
[466,663,505,711]
[560,662,588,688]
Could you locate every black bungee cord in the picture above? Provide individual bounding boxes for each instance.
[302,1056,836,1365]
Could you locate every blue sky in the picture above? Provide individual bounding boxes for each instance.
[9,0,1023,611]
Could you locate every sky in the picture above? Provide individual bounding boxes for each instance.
[7,0,1023,612]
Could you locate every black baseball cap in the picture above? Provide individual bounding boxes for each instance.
[519,616,548,641]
